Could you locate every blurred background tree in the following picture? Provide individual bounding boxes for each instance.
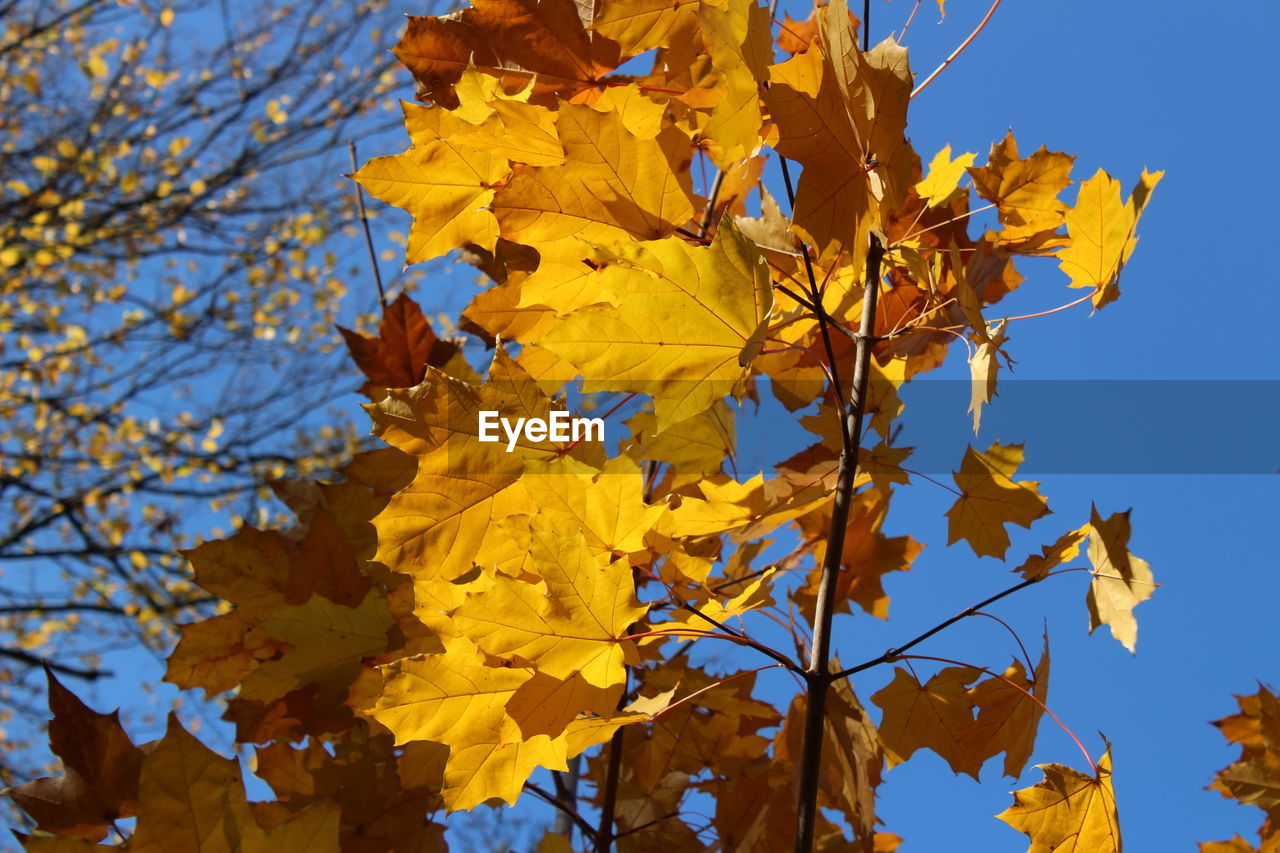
[0,0,437,784]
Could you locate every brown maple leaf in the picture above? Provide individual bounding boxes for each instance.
[338,293,462,397]
[7,673,145,840]
[393,0,623,108]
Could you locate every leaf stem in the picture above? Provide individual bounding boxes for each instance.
[892,201,996,245]
[909,0,1003,99]
[970,610,1036,676]
[896,0,923,43]
[553,393,638,458]
[650,663,786,721]
[901,653,1097,775]
[677,599,805,674]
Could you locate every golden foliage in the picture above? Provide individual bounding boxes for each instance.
[3,0,1192,850]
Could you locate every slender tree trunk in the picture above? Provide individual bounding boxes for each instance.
[793,237,884,852]
[595,726,625,853]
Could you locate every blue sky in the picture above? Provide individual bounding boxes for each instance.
[21,0,1279,850]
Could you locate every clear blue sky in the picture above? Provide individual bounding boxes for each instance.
[31,1,1279,850]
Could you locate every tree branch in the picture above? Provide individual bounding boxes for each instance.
[595,725,625,853]
[524,781,597,841]
[832,574,1059,680]
[793,233,884,853]
[0,649,108,681]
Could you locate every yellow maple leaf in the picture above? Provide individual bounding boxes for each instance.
[968,130,1075,244]
[130,716,339,853]
[624,401,736,481]
[663,473,769,538]
[493,102,698,251]
[1205,687,1280,852]
[1085,505,1157,654]
[1015,527,1088,580]
[393,0,622,107]
[968,318,1008,434]
[539,220,773,429]
[183,517,368,614]
[370,635,654,811]
[462,277,559,343]
[453,523,646,690]
[369,349,555,582]
[371,640,533,749]
[794,487,922,619]
[165,612,285,698]
[916,144,976,208]
[370,643,571,812]
[871,665,979,773]
[700,0,771,165]
[961,634,1050,779]
[442,736,568,812]
[589,83,668,138]
[998,748,1120,853]
[946,442,1050,559]
[505,671,621,739]
[518,455,667,556]
[352,103,507,264]
[1058,168,1163,307]
[594,0,698,56]
[237,591,395,703]
[765,2,912,259]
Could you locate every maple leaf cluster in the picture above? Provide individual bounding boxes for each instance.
[1201,687,1280,852]
[7,0,1231,850]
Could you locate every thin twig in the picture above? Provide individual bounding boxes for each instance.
[896,0,923,43]
[525,782,597,841]
[675,598,804,674]
[347,140,386,309]
[614,811,680,839]
[700,170,727,237]
[775,157,851,422]
[6,651,107,680]
[831,573,1062,680]
[651,664,786,721]
[675,225,712,243]
[774,282,821,314]
[910,0,1003,99]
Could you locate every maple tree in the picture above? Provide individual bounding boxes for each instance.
[8,0,1274,850]
[0,0,437,774]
